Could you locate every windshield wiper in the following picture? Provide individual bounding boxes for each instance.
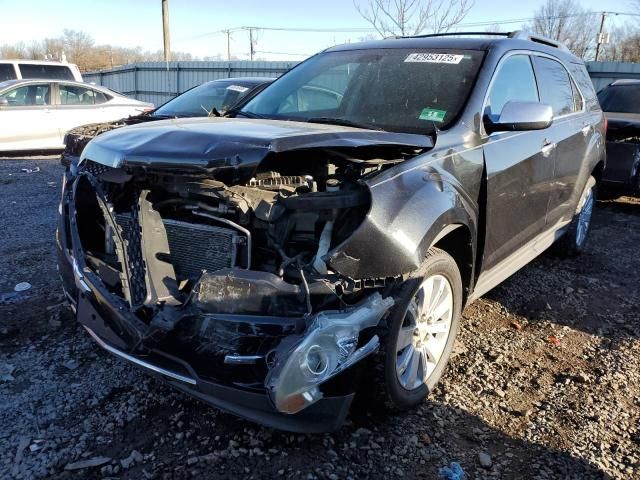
[306,117,383,131]
[224,108,267,119]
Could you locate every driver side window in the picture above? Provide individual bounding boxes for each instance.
[486,55,539,120]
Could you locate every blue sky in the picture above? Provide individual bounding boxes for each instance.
[0,0,635,60]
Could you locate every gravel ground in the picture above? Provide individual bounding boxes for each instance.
[0,157,638,480]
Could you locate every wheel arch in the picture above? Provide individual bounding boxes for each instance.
[431,224,474,305]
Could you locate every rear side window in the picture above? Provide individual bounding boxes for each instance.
[571,78,584,112]
[570,64,599,111]
[94,90,110,104]
[486,55,539,119]
[532,57,574,117]
[59,84,96,105]
[0,64,16,81]
[19,64,75,80]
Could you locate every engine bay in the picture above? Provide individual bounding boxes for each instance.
[71,147,411,322]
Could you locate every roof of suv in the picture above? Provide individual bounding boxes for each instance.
[326,31,582,64]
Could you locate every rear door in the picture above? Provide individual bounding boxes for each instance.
[531,55,587,225]
[0,82,57,150]
[481,53,556,271]
[54,83,105,141]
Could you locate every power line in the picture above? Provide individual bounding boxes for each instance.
[254,50,313,57]
[175,11,640,42]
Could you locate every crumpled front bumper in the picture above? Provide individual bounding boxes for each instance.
[75,284,355,432]
[56,173,390,432]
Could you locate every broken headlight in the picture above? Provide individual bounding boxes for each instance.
[265,293,394,414]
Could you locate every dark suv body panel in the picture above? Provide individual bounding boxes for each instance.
[56,34,605,432]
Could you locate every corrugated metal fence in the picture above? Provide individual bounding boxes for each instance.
[83,60,640,106]
[586,62,640,91]
[83,61,297,106]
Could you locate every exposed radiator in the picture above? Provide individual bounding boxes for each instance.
[114,212,239,304]
[162,219,239,281]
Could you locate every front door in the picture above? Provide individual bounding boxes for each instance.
[480,54,556,272]
[0,82,57,150]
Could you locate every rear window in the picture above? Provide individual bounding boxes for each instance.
[0,64,16,82]
[19,64,75,80]
[598,85,640,114]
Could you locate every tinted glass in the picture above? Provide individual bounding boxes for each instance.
[571,78,584,112]
[570,64,599,111]
[154,81,258,117]
[486,55,539,119]
[0,84,51,106]
[94,90,110,104]
[19,64,75,80]
[533,57,574,117]
[59,85,95,105]
[597,85,640,113]
[241,49,485,133]
[0,64,16,82]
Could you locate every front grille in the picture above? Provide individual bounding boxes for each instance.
[114,210,148,308]
[163,219,238,281]
[80,159,112,177]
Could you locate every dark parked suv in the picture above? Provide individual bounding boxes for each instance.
[56,31,605,432]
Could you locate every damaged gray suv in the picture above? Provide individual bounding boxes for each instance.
[57,31,605,432]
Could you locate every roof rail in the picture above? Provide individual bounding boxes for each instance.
[390,32,510,40]
[507,30,570,52]
[387,30,571,52]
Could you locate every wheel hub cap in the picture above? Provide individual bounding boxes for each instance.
[395,274,453,390]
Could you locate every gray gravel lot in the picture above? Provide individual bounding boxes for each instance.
[0,157,639,480]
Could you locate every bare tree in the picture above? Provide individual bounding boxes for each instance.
[0,30,196,71]
[354,0,475,37]
[600,24,640,63]
[523,0,599,58]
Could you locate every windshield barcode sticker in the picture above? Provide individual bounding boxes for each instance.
[226,85,249,93]
[405,53,464,64]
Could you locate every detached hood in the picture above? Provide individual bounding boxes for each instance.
[80,117,432,179]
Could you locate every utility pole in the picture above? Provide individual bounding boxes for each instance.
[595,11,607,62]
[224,29,231,61]
[162,0,171,62]
[249,28,255,61]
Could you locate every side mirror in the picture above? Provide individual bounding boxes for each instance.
[0,98,8,107]
[484,101,553,134]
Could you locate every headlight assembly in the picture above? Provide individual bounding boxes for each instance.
[265,293,394,414]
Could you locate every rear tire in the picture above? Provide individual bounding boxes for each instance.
[554,176,596,258]
[382,247,462,410]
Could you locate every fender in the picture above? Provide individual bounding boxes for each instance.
[326,161,479,279]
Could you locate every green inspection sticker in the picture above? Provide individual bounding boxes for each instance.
[419,108,447,122]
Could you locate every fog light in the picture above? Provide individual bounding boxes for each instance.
[265,293,394,414]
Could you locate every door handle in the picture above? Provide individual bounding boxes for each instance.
[541,140,556,158]
[43,108,51,113]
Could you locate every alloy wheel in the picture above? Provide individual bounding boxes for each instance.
[395,274,454,390]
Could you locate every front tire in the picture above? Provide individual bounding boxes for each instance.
[554,176,596,258]
[383,247,462,410]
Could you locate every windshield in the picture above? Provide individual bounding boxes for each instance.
[598,85,640,114]
[240,48,484,133]
[154,81,257,117]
